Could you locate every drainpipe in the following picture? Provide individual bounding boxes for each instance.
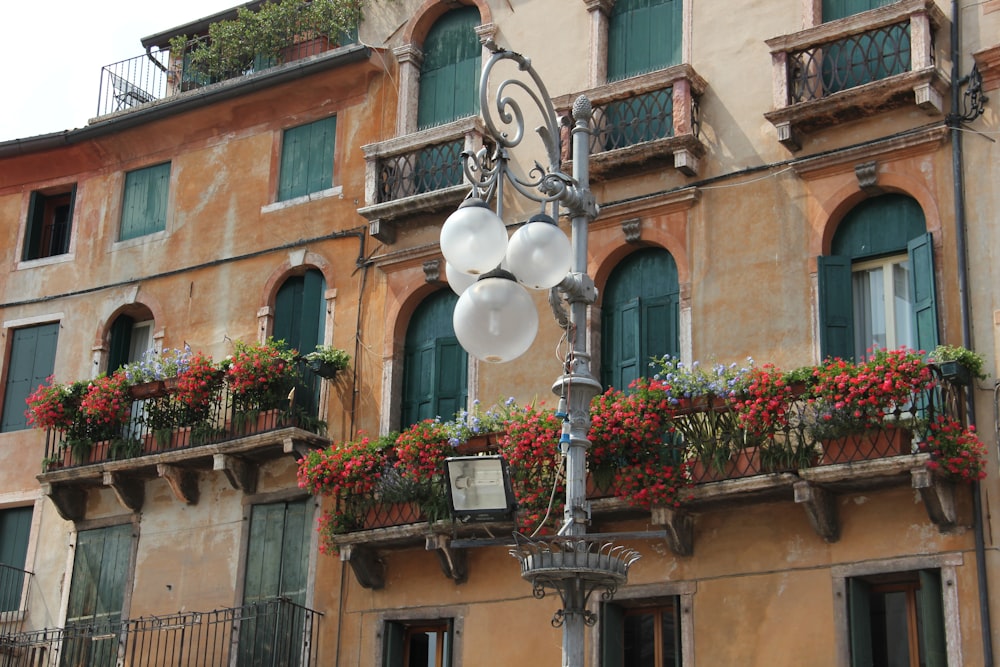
[948,1,994,664]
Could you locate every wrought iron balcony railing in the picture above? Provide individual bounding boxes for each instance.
[41,360,325,472]
[764,0,947,149]
[0,597,321,667]
[554,64,707,178]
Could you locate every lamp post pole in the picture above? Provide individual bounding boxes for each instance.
[441,45,637,667]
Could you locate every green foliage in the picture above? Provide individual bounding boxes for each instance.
[930,344,987,380]
[169,0,365,83]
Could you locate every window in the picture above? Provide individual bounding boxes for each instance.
[0,506,32,613]
[417,7,481,130]
[821,0,909,94]
[279,115,337,201]
[601,599,682,667]
[601,248,680,392]
[607,0,682,82]
[847,570,946,667]
[23,187,74,260]
[1,322,59,433]
[240,499,312,667]
[383,619,454,667]
[120,162,171,241]
[818,194,937,361]
[274,270,327,417]
[401,291,467,428]
[63,523,134,666]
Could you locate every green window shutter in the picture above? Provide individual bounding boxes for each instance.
[608,0,681,82]
[818,255,854,360]
[417,7,481,129]
[274,270,327,417]
[66,523,131,625]
[918,570,947,667]
[107,315,135,374]
[908,233,939,354]
[601,249,680,391]
[848,578,874,667]
[823,0,896,20]
[0,506,32,612]
[1,322,59,433]
[383,621,406,667]
[23,192,43,261]
[600,603,625,667]
[244,499,310,605]
[279,116,336,201]
[435,338,468,421]
[401,292,467,428]
[120,163,170,241]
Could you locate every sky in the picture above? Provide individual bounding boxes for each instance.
[1,0,245,142]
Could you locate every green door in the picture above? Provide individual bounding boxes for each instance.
[274,270,327,418]
[62,524,132,667]
[417,7,481,130]
[401,291,468,427]
[1,322,59,433]
[241,499,312,666]
[0,507,32,612]
[601,249,680,392]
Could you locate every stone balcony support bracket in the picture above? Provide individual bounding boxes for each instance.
[213,454,258,494]
[103,472,145,514]
[157,464,200,505]
[426,534,469,584]
[41,483,86,522]
[650,506,694,556]
[911,468,957,531]
[794,480,840,543]
[340,544,385,590]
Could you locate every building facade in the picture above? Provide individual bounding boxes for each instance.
[1,0,999,665]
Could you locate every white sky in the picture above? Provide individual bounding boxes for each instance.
[1,0,245,142]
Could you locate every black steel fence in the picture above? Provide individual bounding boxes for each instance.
[375,139,466,203]
[0,598,321,667]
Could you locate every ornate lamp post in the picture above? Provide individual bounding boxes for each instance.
[440,44,639,667]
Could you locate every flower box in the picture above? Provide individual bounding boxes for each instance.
[821,427,912,465]
[363,501,424,530]
[690,447,762,483]
[129,380,168,399]
[937,360,972,386]
[307,359,341,379]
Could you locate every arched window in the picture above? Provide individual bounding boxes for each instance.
[273,269,326,417]
[601,248,680,391]
[818,194,937,360]
[417,7,481,130]
[607,0,682,82]
[401,291,468,428]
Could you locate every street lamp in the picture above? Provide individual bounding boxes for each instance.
[441,43,640,667]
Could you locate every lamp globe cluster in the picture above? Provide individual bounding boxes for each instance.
[440,200,573,363]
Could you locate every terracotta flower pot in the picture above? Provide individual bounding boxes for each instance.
[821,427,912,464]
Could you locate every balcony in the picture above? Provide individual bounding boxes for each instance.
[764,0,948,150]
[0,597,321,667]
[36,362,330,522]
[358,117,493,243]
[553,64,708,178]
[320,359,974,589]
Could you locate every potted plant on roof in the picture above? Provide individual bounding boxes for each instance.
[929,344,986,386]
[303,344,350,379]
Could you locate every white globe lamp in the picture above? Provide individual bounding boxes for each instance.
[505,213,573,290]
[453,271,539,363]
[440,198,509,275]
